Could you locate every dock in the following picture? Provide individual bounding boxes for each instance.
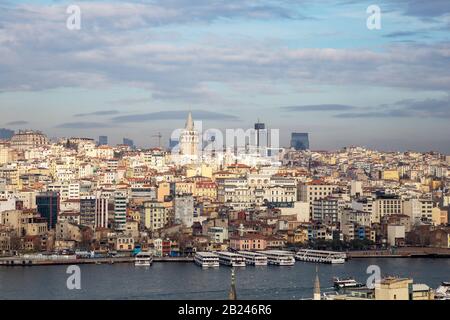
[0,256,194,267]
[347,247,450,259]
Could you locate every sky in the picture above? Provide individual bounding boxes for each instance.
[0,0,449,152]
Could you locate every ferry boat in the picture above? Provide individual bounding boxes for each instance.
[135,251,153,267]
[333,277,364,289]
[216,251,246,267]
[435,282,450,300]
[295,249,346,264]
[194,252,220,268]
[238,251,268,266]
[260,250,295,266]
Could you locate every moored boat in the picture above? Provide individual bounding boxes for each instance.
[295,249,346,264]
[435,282,450,300]
[237,251,268,266]
[135,251,153,267]
[260,250,295,266]
[217,251,246,267]
[194,252,220,268]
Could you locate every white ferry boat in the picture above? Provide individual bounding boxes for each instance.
[134,251,153,267]
[194,252,220,268]
[260,250,295,266]
[435,282,450,300]
[216,251,246,267]
[333,277,364,289]
[295,249,346,264]
[238,251,268,266]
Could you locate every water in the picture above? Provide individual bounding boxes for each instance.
[0,258,448,300]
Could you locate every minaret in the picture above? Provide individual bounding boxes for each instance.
[313,265,321,300]
[229,268,237,300]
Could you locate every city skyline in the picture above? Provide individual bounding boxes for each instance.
[1,0,450,152]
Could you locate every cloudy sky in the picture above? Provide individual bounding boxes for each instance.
[0,0,449,152]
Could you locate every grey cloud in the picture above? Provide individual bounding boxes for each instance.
[383,31,425,38]
[56,122,113,129]
[335,96,450,118]
[5,120,29,125]
[0,2,450,102]
[400,0,450,19]
[74,110,120,117]
[111,110,239,123]
[334,110,411,118]
[282,104,357,112]
[110,98,150,106]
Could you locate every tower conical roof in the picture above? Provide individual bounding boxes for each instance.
[186,112,194,131]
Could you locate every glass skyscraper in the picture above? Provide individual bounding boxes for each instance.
[290,133,310,150]
[98,135,108,146]
[36,192,60,229]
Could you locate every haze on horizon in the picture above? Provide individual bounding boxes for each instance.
[0,0,449,153]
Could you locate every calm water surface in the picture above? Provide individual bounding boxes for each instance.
[0,258,449,300]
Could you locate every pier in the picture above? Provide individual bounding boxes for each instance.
[347,247,450,259]
[0,256,194,267]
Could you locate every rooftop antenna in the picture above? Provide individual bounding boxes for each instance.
[152,132,162,148]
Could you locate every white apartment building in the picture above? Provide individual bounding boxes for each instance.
[95,195,109,229]
[299,182,338,217]
[114,191,127,232]
[47,182,80,201]
[372,195,403,223]
[312,196,346,224]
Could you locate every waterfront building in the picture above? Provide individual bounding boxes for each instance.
[80,196,96,228]
[115,235,134,251]
[114,191,127,232]
[1,117,450,263]
[208,226,228,244]
[36,192,59,229]
[0,210,48,237]
[387,225,406,247]
[95,195,109,229]
[230,234,267,251]
[312,196,345,224]
[372,194,402,223]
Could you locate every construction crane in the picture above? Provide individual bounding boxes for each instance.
[152,132,163,148]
